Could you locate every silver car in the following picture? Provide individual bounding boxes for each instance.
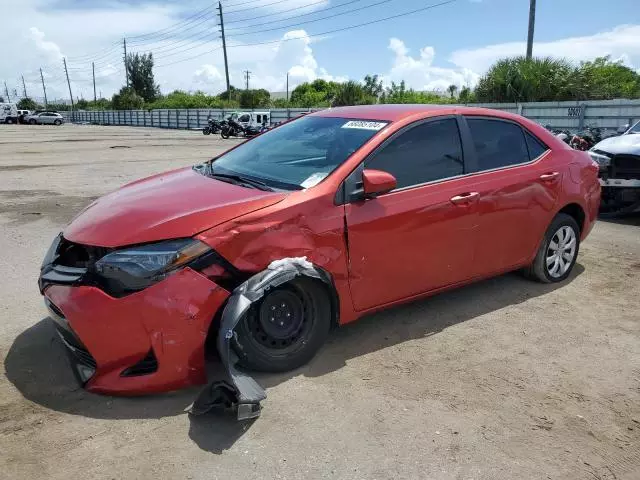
[28,112,64,126]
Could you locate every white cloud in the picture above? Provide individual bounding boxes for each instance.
[450,24,640,73]
[382,38,480,92]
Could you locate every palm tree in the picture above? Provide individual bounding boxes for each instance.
[447,84,458,99]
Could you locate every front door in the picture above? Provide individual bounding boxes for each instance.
[345,117,480,311]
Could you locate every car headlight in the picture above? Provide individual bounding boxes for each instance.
[588,150,611,168]
[94,238,211,293]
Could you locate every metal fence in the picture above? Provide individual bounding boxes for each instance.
[65,99,640,133]
[65,108,322,129]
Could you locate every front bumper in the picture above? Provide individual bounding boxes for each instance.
[42,268,230,395]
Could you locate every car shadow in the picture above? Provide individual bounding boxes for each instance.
[4,266,583,454]
[598,212,640,227]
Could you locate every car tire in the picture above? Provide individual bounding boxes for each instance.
[525,213,580,283]
[232,277,332,372]
[29,119,36,125]
[54,119,62,126]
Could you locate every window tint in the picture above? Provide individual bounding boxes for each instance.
[238,114,250,122]
[524,130,548,159]
[365,118,463,189]
[467,118,529,171]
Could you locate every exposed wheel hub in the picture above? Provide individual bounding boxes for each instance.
[256,290,305,344]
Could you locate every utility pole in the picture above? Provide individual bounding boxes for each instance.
[218,2,231,97]
[526,0,536,59]
[3,81,10,102]
[123,38,129,87]
[92,62,97,102]
[21,75,27,98]
[286,72,289,103]
[40,68,48,108]
[244,70,251,90]
[63,57,75,111]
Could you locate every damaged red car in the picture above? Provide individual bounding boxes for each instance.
[39,105,601,399]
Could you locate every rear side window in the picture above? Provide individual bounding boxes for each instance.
[524,131,549,159]
[365,118,463,189]
[467,118,529,171]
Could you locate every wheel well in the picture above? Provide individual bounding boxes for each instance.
[558,203,585,233]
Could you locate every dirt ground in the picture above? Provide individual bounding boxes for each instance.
[0,124,639,480]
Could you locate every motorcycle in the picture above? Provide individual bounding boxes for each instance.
[221,120,270,139]
[202,118,224,135]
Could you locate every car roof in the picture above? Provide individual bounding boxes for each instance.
[310,104,516,122]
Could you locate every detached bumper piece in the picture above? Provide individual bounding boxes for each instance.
[190,257,332,421]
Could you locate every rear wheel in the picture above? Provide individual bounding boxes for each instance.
[29,119,36,125]
[526,213,580,283]
[232,277,332,372]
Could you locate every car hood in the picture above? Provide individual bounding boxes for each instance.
[593,134,640,156]
[63,167,287,247]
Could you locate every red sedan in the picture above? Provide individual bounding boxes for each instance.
[39,105,601,399]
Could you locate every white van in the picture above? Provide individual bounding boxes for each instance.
[227,111,271,128]
[0,103,18,124]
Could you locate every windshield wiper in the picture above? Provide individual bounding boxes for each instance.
[208,171,274,191]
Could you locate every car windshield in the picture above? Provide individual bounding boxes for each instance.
[628,121,640,134]
[208,116,388,190]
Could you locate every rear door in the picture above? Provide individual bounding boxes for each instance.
[344,116,480,311]
[461,116,558,276]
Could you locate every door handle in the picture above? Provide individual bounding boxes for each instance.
[539,172,560,182]
[450,192,479,205]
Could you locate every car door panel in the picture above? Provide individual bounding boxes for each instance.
[345,177,479,311]
[343,116,479,311]
[462,117,561,276]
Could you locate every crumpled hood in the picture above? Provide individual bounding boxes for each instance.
[593,134,640,156]
[64,167,286,247]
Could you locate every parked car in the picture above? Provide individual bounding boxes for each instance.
[588,120,640,213]
[39,105,600,405]
[27,111,64,125]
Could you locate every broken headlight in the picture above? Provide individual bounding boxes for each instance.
[94,238,211,293]
[588,150,611,168]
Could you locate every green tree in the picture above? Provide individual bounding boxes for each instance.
[363,74,383,99]
[271,98,290,108]
[290,79,341,107]
[239,89,271,109]
[332,80,374,106]
[458,86,475,103]
[217,85,241,101]
[126,52,160,102]
[475,56,578,102]
[112,87,144,110]
[447,84,458,99]
[578,56,640,99]
[17,97,39,110]
[76,99,89,110]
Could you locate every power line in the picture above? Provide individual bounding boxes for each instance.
[225,0,363,31]
[226,0,394,38]
[127,11,219,46]
[226,0,458,49]
[225,0,293,15]
[224,0,329,25]
[127,3,218,41]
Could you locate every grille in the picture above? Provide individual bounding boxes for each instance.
[610,154,640,180]
[121,350,158,377]
[56,327,97,369]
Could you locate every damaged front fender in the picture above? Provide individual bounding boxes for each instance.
[189,257,332,420]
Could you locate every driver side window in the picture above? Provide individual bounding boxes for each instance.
[365,118,464,189]
[239,114,250,123]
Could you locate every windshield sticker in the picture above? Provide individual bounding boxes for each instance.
[301,172,329,189]
[341,121,387,131]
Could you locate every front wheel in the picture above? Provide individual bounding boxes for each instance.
[54,119,62,126]
[525,213,580,283]
[232,277,332,372]
[29,119,36,125]
[202,127,210,135]
[221,127,230,139]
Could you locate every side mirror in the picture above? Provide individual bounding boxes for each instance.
[362,169,397,198]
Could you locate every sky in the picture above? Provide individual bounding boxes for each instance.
[2,0,640,103]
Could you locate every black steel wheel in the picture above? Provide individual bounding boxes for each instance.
[233,277,332,372]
